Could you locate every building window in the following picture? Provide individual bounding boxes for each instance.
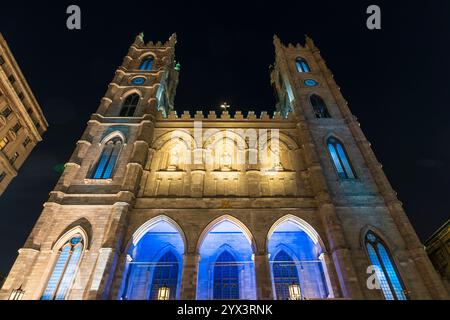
[0,171,6,182]
[139,57,154,71]
[296,57,310,73]
[213,251,239,300]
[272,250,300,300]
[23,136,31,148]
[119,93,140,117]
[8,75,15,84]
[41,235,84,300]
[12,122,22,133]
[0,137,9,151]
[1,106,12,118]
[92,137,122,179]
[310,94,331,118]
[9,152,19,164]
[0,55,5,65]
[17,92,25,100]
[35,122,41,129]
[365,231,407,300]
[327,137,355,179]
[149,251,179,300]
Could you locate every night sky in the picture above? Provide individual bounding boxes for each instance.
[0,1,449,276]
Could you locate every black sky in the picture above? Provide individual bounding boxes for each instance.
[0,1,449,275]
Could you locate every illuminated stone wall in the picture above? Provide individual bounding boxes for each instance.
[1,34,448,301]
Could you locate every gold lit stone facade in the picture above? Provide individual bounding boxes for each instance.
[425,220,450,293]
[0,34,448,300]
[0,33,48,195]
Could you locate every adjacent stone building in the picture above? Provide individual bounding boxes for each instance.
[1,33,448,300]
[0,33,48,195]
[425,219,450,293]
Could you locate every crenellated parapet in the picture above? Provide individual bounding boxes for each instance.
[156,110,296,121]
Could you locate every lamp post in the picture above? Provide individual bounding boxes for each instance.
[157,285,170,301]
[288,283,302,300]
[9,285,25,300]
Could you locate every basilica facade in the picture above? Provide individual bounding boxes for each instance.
[1,34,447,300]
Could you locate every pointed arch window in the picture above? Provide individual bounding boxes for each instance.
[213,251,239,300]
[41,235,84,300]
[149,251,179,300]
[327,137,355,179]
[296,57,310,73]
[272,250,301,300]
[365,232,407,300]
[119,93,140,117]
[92,137,122,179]
[139,57,154,71]
[310,94,331,118]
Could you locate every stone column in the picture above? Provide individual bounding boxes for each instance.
[86,203,129,300]
[0,248,39,300]
[254,253,273,300]
[180,252,200,300]
[296,120,364,299]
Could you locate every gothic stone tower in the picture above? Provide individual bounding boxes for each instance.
[1,34,448,300]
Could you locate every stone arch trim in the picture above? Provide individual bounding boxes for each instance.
[52,225,89,252]
[196,214,258,255]
[202,130,248,150]
[56,218,93,250]
[128,215,187,255]
[153,130,197,150]
[267,214,327,254]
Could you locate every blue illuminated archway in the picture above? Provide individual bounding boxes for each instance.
[268,215,331,299]
[120,217,185,300]
[197,216,257,300]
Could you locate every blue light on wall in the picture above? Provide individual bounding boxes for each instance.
[197,220,257,300]
[272,250,300,300]
[213,251,240,299]
[121,221,184,300]
[268,221,330,299]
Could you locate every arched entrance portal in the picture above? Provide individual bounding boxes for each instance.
[268,216,331,299]
[197,217,257,300]
[121,218,185,300]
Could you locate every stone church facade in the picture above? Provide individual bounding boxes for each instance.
[1,34,448,300]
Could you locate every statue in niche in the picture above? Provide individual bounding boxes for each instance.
[220,150,232,171]
[271,149,284,171]
[167,149,179,171]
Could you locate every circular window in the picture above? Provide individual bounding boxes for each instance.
[304,79,318,87]
[131,77,146,85]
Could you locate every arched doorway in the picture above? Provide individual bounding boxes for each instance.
[268,215,331,299]
[121,217,185,300]
[197,217,257,300]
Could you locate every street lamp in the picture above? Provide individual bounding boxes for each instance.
[157,285,170,301]
[9,285,25,300]
[289,283,302,300]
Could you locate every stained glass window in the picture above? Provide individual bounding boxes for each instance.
[296,57,310,73]
[120,93,140,117]
[310,94,331,118]
[92,138,122,179]
[139,57,154,71]
[272,250,300,300]
[327,137,355,179]
[365,232,407,300]
[41,236,83,300]
[149,251,179,300]
[213,251,239,300]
